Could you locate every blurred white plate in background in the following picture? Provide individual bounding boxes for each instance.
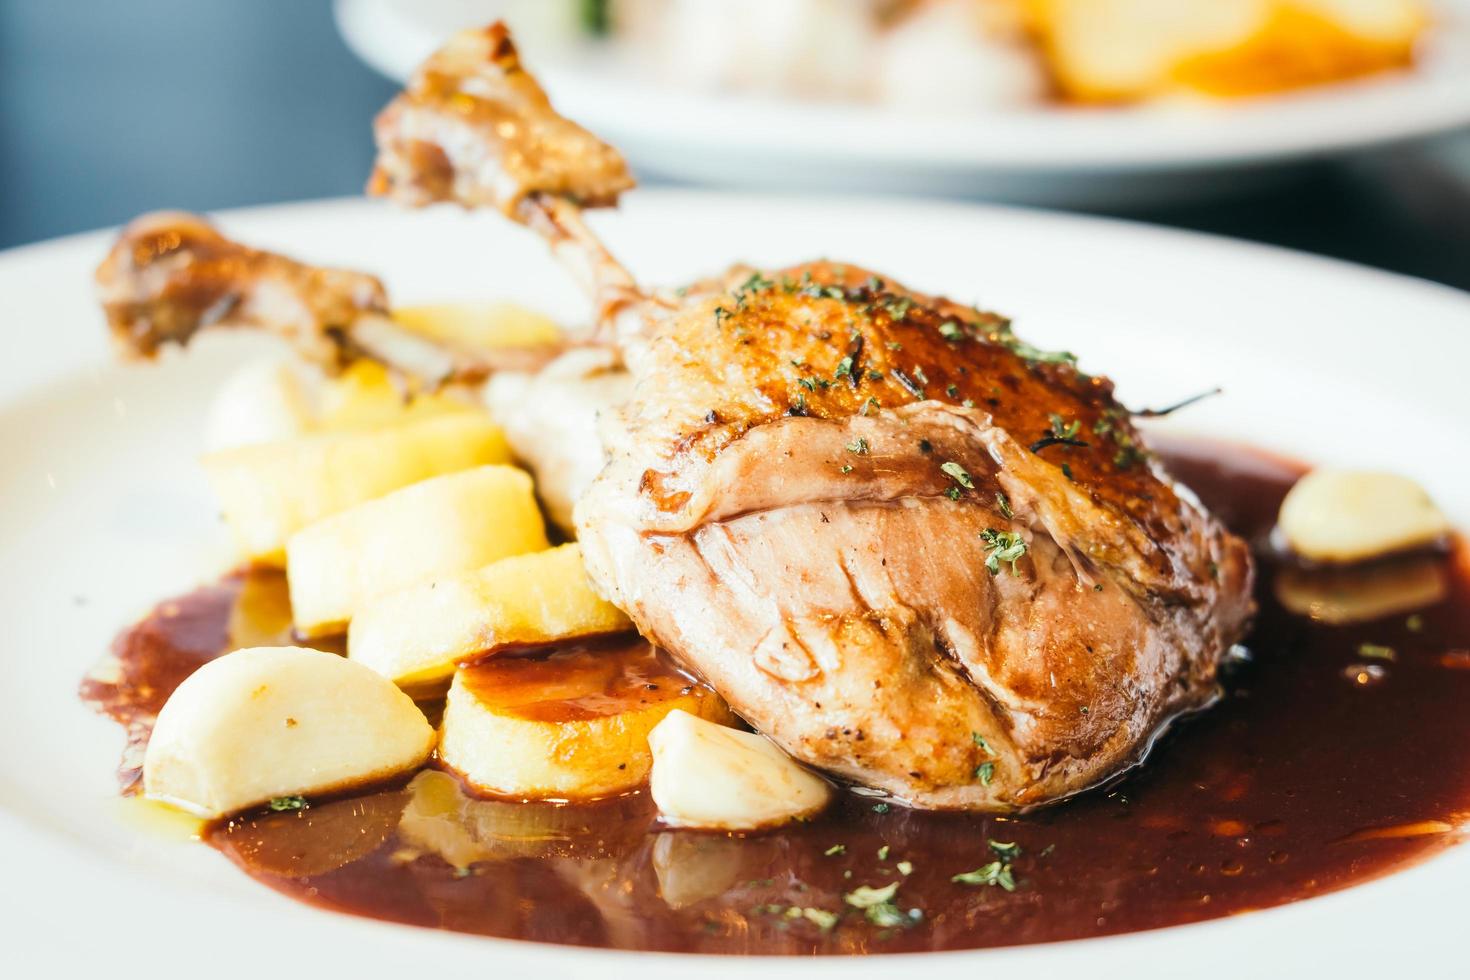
[335,0,1470,207]
[2,192,1468,975]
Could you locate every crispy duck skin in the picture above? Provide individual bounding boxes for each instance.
[94,212,563,383]
[574,263,1253,808]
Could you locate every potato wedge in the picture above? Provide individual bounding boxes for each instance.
[349,543,631,688]
[438,639,734,799]
[393,302,561,351]
[286,466,549,638]
[648,709,832,830]
[143,646,435,819]
[203,412,510,563]
[317,360,471,432]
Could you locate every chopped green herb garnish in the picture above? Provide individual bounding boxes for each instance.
[844,882,899,908]
[940,461,974,489]
[972,732,994,754]
[946,384,960,398]
[976,761,996,785]
[945,487,963,501]
[846,437,870,455]
[800,907,838,931]
[952,861,1016,891]
[988,840,1021,860]
[938,321,964,341]
[979,528,1027,576]
[840,464,854,474]
[1048,414,1081,441]
[825,844,847,856]
[877,845,890,860]
[736,271,774,300]
[995,492,1013,519]
[268,795,308,812]
[866,903,913,928]
[873,802,891,814]
[835,355,855,380]
[1113,444,1148,469]
[897,861,913,876]
[1358,643,1396,661]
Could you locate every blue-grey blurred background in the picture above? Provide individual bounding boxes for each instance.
[4,0,1469,290]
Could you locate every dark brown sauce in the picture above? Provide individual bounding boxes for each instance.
[459,637,697,724]
[81,440,1470,955]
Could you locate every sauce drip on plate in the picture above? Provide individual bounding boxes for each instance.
[81,440,1470,954]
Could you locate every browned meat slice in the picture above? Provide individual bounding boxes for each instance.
[95,212,563,384]
[361,23,1255,810]
[575,263,1253,808]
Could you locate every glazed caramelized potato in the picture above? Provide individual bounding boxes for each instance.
[348,543,632,688]
[438,638,735,799]
[286,465,549,638]
[203,412,510,564]
[316,360,471,432]
[1031,0,1426,101]
[392,302,562,351]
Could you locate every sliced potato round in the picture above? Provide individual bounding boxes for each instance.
[349,542,631,688]
[648,709,831,831]
[1278,468,1451,564]
[286,465,548,638]
[439,640,734,800]
[203,412,510,564]
[143,646,435,819]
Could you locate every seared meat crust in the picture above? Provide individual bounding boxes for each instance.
[578,262,1253,809]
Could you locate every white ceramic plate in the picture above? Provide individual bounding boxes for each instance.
[335,0,1470,207]
[2,193,1467,977]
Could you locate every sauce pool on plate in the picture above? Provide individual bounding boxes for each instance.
[80,440,1470,955]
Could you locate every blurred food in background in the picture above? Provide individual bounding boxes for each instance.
[594,0,1430,108]
[334,0,1470,206]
